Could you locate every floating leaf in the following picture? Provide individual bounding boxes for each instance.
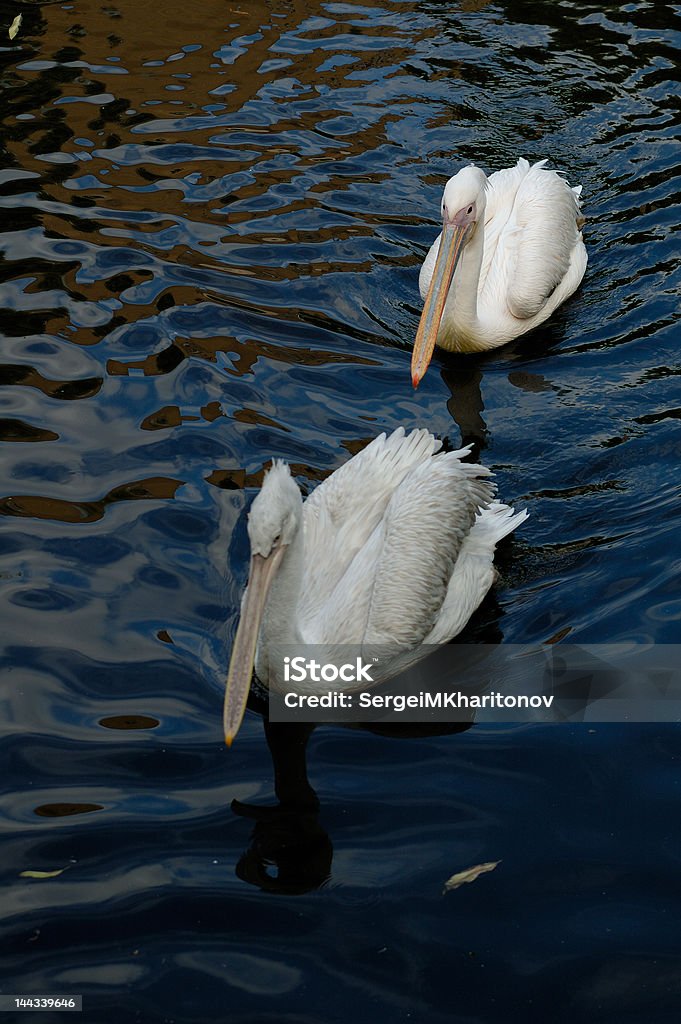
[20,868,66,879]
[442,860,500,894]
[8,14,22,40]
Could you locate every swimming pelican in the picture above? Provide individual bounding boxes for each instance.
[223,428,528,744]
[411,158,587,386]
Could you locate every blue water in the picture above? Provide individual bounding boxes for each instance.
[1,1,680,1021]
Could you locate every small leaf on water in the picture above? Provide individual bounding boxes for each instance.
[8,14,22,40]
[20,868,66,879]
[442,860,500,895]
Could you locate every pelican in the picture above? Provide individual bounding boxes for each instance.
[411,158,587,386]
[223,428,528,744]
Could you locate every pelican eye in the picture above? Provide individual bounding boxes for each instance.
[467,205,473,215]
[272,532,282,547]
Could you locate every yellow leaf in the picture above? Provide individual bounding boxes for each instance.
[442,860,500,894]
[19,868,66,879]
[8,14,22,40]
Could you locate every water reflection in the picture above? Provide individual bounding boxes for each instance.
[232,709,475,895]
[0,474,183,523]
[0,364,102,400]
[441,362,488,454]
[233,718,329,895]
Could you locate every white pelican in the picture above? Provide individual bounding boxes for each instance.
[411,158,587,386]
[223,428,528,744]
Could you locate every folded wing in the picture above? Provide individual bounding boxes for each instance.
[482,158,585,320]
[302,442,499,648]
[298,428,440,625]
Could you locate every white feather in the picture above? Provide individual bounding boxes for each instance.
[419,158,587,353]
[248,429,527,681]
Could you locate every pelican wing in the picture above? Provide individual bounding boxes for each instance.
[482,158,585,320]
[304,448,496,647]
[424,501,529,644]
[298,428,441,624]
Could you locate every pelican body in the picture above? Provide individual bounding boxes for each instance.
[411,158,587,385]
[223,428,528,744]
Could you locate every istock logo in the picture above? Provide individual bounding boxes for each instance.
[283,656,374,684]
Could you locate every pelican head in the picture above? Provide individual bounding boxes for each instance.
[248,462,302,556]
[223,462,302,746]
[411,164,488,387]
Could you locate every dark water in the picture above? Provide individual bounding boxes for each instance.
[1,0,680,1020]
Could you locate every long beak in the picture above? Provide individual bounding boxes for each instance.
[223,545,286,746]
[411,221,471,387]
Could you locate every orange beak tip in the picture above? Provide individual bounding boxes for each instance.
[225,732,234,748]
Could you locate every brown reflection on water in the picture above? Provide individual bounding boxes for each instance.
[107,333,377,379]
[99,715,160,730]
[140,400,226,431]
[233,407,289,433]
[0,418,59,443]
[34,802,103,817]
[0,0,437,489]
[4,0,428,268]
[207,459,329,494]
[0,364,102,400]
[0,475,184,523]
